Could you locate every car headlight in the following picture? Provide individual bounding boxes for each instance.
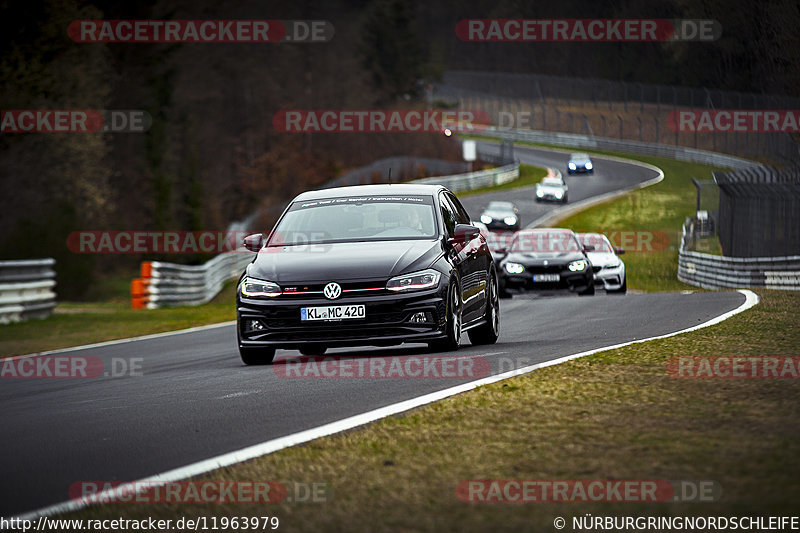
[568,162,576,170]
[585,162,593,170]
[536,189,544,197]
[480,214,492,224]
[503,216,517,226]
[554,191,563,199]
[240,277,282,298]
[568,260,588,272]
[504,262,525,274]
[386,269,441,292]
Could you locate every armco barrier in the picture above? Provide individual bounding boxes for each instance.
[408,161,519,191]
[131,252,252,309]
[678,221,800,290]
[0,258,57,323]
[480,127,762,170]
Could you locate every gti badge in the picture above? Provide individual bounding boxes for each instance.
[323,282,342,300]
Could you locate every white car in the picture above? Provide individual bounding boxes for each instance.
[535,176,569,203]
[577,233,626,294]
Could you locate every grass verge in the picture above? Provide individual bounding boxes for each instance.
[67,290,800,531]
[0,282,237,357]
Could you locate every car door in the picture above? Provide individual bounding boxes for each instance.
[443,192,487,322]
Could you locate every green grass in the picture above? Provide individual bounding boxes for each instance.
[0,281,237,357]
[65,291,800,531]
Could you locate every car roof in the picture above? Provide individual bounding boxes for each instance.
[292,183,445,201]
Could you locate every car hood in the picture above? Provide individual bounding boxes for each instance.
[570,158,591,165]
[483,209,515,219]
[586,252,622,268]
[504,251,585,265]
[247,239,443,283]
[537,184,566,191]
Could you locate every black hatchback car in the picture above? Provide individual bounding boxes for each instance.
[497,228,595,297]
[236,184,500,365]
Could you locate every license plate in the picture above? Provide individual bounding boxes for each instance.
[533,274,560,282]
[301,305,365,321]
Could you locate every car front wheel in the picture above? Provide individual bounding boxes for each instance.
[429,281,461,352]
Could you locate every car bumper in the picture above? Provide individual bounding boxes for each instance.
[486,221,519,230]
[536,193,565,202]
[501,270,593,293]
[568,166,592,174]
[237,286,448,349]
[593,265,625,290]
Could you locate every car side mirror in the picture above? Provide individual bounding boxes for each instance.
[615,247,626,255]
[451,224,480,244]
[583,244,595,252]
[242,233,264,252]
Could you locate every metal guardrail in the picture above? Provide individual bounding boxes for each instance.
[131,252,253,309]
[480,127,761,170]
[0,258,57,323]
[408,161,519,191]
[678,221,800,290]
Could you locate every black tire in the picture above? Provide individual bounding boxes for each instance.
[428,281,462,352]
[578,283,595,296]
[299,345,327,356]
[468,270,500,346]
[562,195,568,204]
[608,277,627,294]
[239,346,276,365]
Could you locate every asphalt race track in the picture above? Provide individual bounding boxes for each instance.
[0,146,743,518]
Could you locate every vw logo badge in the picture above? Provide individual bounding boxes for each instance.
[323,282,342,300]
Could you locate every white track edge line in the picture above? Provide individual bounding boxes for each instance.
[8,289,759,522]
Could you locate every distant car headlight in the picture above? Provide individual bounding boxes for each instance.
[568,162,577,170]
[536,188,544,197]
[443,128,452,137]
[386,269,441,292]
[585,161,593,170]
[568,260,588,272]
[240,277,282,298]
[554,191,563,199]
[480,214,493,224]
[505,262,525,274]
[503,216,517,226]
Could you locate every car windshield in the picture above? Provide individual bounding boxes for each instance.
[510,232,580,253]
[571,153,589,160]
[487,201,513,210]
[269,195,437,245]
[540,178,563,186]
[579,234,613,253]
